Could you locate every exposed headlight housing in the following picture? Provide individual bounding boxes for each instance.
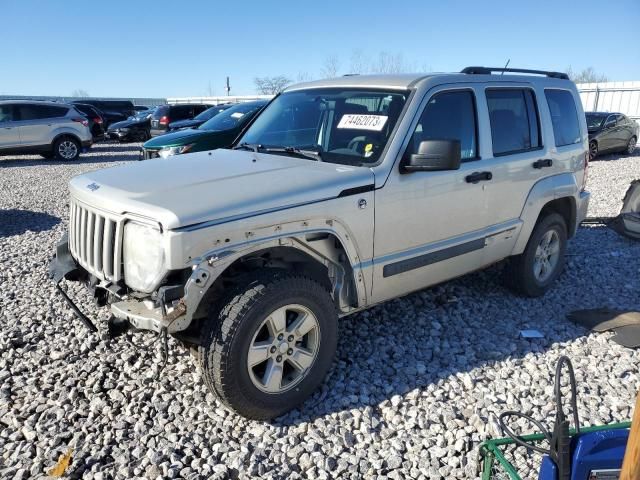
[157,144,194,158]
[123,222,165,293]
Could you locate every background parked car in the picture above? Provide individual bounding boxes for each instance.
[141,100,267,159]
[106,109,155,142]
[0,100,92,160]
[586,112,638,159]
[167,104,233,132]
[149,103,210,137]
[71,103,106,141]
[72,99,135,128]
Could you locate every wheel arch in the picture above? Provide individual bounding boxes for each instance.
[512,173,579,255]
[51,132,82,148]
[178,229,367,336]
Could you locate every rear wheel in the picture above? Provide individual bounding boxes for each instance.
[626,136,637,155]
[504,213,567,297]
[589,140,598,161]
[53,137,80,160]
[198,270,338,420]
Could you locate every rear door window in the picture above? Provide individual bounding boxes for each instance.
[0,105,14,122]
[17,104,68,120]
[544,89,581,147]
[486,89,541,156]
[408,90,478,160]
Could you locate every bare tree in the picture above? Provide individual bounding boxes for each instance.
[296,71,312,82]
[321,55,341,78]
[371,51,407,74]
[566,66,608,84]
[349,49,370,74]
[71,89,89,97]
[254,76,292,95]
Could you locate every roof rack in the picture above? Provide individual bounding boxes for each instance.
[461,66,569,80]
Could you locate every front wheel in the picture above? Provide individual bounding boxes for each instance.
[504,213,567,297]
[626,136,637,155]
[198,270,338,420]
[53,137,80,160]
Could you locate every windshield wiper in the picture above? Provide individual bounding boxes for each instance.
[233,142,262,152]
[260,146,322,162]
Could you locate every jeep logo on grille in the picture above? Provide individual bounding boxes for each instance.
[86,182,100,192]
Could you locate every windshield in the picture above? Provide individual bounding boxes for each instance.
[194,105,229,122]
[199,102,264,131]
[586,113,606,130]
[238,88,409,166]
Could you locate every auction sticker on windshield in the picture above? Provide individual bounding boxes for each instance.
[337,114,388,131]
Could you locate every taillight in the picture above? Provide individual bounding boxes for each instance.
[159,116,170,125]
[581,152,589,191]
[72,117,89,127]
[94,117,103,124]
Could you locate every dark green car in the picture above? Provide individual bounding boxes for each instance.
[141,100,267,159]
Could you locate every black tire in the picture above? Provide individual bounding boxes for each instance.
[198,270,338,420]
[589,140,598,161]
[625,136,637,155]
[53,136,81,160]
[504,213,567,297]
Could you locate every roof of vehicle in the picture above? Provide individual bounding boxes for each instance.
[286,68,573,92]
[0,99,72,107]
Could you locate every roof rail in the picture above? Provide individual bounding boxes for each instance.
[461,66,569,80]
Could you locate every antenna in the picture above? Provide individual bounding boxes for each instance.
[501,59,511,75]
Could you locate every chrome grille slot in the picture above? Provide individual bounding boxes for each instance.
[68,198,123,282]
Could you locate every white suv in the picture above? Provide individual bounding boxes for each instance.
[0,100,93,160]
[51,67,590,419]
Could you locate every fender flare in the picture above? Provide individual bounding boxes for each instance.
[512,173,578,255]
[171,219,368,333]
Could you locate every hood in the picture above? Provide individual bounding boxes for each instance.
[143,128,209,148]
[108,118,147,130]
[69,149,375,230]
[169,119,201,130]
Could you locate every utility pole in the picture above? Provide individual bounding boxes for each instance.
[224,77,231,96]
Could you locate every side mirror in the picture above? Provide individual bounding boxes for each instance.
[402,139,461,173]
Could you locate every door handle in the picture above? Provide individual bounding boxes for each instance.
[533,159,553,169]
[465,171,492,183]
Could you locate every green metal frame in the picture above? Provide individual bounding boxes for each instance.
[479,422,632,480]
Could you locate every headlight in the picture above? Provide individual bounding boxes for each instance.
[157,144,194,158]
[123,222,165,293]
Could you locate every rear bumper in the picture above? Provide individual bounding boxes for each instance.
[576,190,590,231]
[150,128,167,137]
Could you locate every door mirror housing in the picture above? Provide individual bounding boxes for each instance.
[402,139,461,173]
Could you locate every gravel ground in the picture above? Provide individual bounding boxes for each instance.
[1,143,639,480]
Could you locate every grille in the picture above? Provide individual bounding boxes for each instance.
[68,199,123,282]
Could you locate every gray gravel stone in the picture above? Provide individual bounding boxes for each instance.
[1,143,639,479]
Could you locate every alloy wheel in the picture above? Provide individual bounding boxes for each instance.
[589,141,598,161]
[628,137,637,155]
[58,140,78,160]
[533,230,560,283]
[247,304,320,394]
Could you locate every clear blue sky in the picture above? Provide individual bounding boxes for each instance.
[2,0,639,98]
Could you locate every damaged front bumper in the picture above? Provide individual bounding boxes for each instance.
[49,234,195,335]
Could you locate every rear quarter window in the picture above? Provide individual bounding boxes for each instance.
[544,89,581,147]
[18,104,68,120]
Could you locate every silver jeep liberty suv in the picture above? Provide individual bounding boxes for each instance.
[51,67,590,419]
